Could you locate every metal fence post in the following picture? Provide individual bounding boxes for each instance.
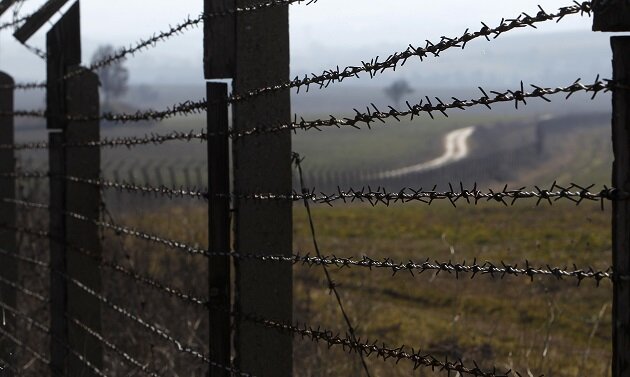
[232,0,293,375]
[47,2,103,376]
[611,35,630,377]
[0,72,17,376]
[207,82,231,376]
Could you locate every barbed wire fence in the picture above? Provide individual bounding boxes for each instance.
[0,0,627,376]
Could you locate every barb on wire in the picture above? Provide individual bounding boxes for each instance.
[0,214,619,285]
[9,0,318,91]
[242,182,626,208]
[0,300,109,377]
[293,152,372,377]
[0,275,47,302]
[60,76,610,135]
[59,270,253,376]
[0,130,208,151]
[69,317,161,377]
[237,312,516,377]
[228,1,594,103]
[0,327,50,368]
[233,76,611,138]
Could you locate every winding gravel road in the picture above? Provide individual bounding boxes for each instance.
[375,126,476,179]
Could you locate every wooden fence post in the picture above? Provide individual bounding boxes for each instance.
[232,0,293,375]
[47,2,103,376]
[595,5,630,376]
[0,71,17,376]
[611,35,630,377]
[207,82,231,376]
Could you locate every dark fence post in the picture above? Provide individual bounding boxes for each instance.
[47,2,103,375]
[207,82,231,377]
[611,36,630,377]
[64,68,102,377]
[595,4,630,376]
[0,72,17,375]
[232,0,293,375]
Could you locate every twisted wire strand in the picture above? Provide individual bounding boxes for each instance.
[294,153,372,376]
[0,201,619,285]
[68,317,162,377]
[234,312,515,377]
[8,0,318,90]
[0,76,611,144]
[0,300,109,377]
[0,130,207,150]
[0,327,50,367]
[227,1,594,104]
[72,76,611,127]
[59,270,255,376]
[0,275,47,302]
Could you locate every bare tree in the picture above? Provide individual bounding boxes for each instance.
[91,45,129,107]
[384,79,414,106]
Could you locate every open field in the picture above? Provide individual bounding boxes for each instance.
[65,199,610,377]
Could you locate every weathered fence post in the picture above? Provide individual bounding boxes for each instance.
[611,35,630,377]
[207,82,231,376]
[204,1,235,375]
[47,2,103,375]
[0,72,17,375]
[232,0,293,375]
[594,4,630,376]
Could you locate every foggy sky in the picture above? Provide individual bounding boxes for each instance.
[0,0,606,84]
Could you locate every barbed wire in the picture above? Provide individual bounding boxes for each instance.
[0,357,19,375]
[294,153,372,376]
[0,244,520,377]
[0,327,50,368]
[69,317,162,377]
[0,130,208,151]
[0,76,611,141]
[0,214,618,286]
[0,11,30,31]
[227,1,593,103]
[8,0,318,91]
[0,275,47,302]
[0,299,109,377]
[59,76,614,134]
[236,312,517,377]
[59,270,255,376]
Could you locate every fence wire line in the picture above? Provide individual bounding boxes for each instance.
[58,270,255,377]
[71,76,615,127]
[0,274,47,302]
[0,75,610,152]
[294,153,372,377]
[2,76,610,144]
[7,0,318,91]
[1,170,624,208]
[226,1,593,104]
[0,299,110,377]
[0,213,618,287]
[0,239,513,377]
[0,327,50,368]
[0,130,209,151]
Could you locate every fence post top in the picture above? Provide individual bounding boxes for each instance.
[0,72,14,84]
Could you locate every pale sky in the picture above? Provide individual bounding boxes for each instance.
[0,0,602,84]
